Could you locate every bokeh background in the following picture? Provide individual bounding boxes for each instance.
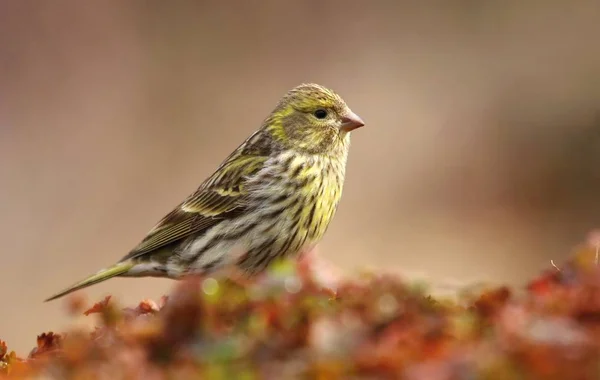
[1,0,600,353]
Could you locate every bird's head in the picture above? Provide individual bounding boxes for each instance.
[263,83,364,155]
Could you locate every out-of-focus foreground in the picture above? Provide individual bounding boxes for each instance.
[1,1,599,353]
[2,248,600,379]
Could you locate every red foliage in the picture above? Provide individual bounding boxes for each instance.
[83,295,111,316]
[28,333,62,359]
[1,244,600,379]
[0,342,6,361]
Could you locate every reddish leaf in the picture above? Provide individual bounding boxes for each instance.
[526,270,559,296]
[138,299,159,314]
[83,295,111,316]
[28,332,62,359]
[0,341,6,361]
[123,299,161,319]
[472,286,511,318]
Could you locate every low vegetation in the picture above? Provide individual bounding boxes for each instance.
[2,242,600,379]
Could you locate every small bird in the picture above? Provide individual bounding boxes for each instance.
[45,83,365,302]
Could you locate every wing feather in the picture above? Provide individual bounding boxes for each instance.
[120,131,271,261]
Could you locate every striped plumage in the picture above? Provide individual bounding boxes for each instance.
[45,83,364,302]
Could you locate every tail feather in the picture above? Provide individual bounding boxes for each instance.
[44,261,135,302]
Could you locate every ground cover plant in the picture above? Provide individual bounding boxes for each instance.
[2,239,600,379]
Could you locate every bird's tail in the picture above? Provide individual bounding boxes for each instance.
[44,261,135,302]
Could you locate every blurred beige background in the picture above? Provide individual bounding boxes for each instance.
[1,1,600,353]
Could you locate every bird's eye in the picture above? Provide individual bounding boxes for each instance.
[313,109,328,119]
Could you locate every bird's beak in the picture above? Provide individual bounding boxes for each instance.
[340,111,365,132]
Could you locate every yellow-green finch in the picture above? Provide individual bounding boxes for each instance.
[45,83,364,302]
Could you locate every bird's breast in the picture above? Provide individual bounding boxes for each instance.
[223,151,348,270]
[274,153,347,244]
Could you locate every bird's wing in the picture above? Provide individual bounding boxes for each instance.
[121,131,271,261]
